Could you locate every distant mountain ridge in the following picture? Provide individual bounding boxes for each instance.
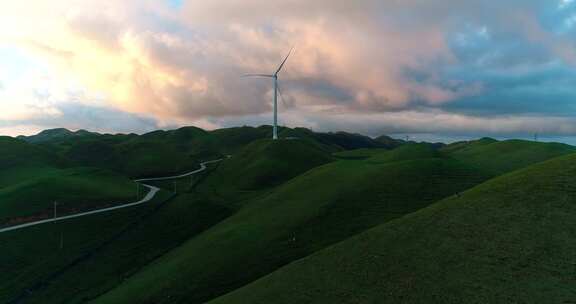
[18,128,101,144]
[13,126,403,178]
[16,126,407,150]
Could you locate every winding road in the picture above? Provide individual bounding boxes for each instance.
[0,159,222,234]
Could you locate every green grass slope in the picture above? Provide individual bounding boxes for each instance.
[92,149,488,304]
[116,140,197,178]
[367,143,439,164]
[0,137,141,225]
[0,137,62,167]
[22,126,393,179]
[0,137,66,187]
[440,137,497,154]
[0,192,230,304]
[0,161,226,304]
[210,126,272,154]
[60,127,215,178]
[221,139,333,188]
[0,191,171,303]
[210,152,576,304]
[18,128,100,144]
[199,139,334,206]
[333,148,389,160]
[0,167,137,225]
[210,126,387,153]
[445,139,575,175]
[64,140,123,171]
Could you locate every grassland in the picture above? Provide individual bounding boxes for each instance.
[92,142,494,304]
[0,136,66,170]
[4,127,576,304]
[0,190,169,302]
[0,163,230,304]
[0,168,138,225]
[444,138,576,175]
[20,126,388,178]
[0,138,140,225]
[333,148,389,159]
[209,152,576,304]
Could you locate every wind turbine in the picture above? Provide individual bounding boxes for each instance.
[244,48,293,140]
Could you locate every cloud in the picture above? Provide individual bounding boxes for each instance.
[1,0,576,138]
[0,103,161,135]
[442,63,576,116]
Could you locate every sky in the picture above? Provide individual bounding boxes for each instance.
[2,0,576,143]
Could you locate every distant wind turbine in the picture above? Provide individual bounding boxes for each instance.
[243,48,293,140]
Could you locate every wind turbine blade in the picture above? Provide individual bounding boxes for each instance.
[242,74,275,78]
[277,82,289,108]
[274,47,294,76]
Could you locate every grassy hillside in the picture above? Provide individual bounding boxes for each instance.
[116,140,197,178]
[64,140,122,171]
[0,168,137,225]
[198,139,334,208]
[0,159,227,304]
[92,147,489,304]
[0,136,65,173]
[440,137,497,154]
[0,192,230,304]
[209,152,576,304]
[21,126,390,178]
[374,134,405,149]
[6,127,575,304]
[445,139,575,175]
[333,148,389,160]
[60,127,214,178]
[18,128,100,144]
[0,191,170,303]
[210,126,387,153]
[0,137,67,193]
[0,136,146,226]
[210,126,272,153]
[367,143,439,164]
[211,139,333,190]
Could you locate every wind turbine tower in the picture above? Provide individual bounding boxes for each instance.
[244,48,293,140]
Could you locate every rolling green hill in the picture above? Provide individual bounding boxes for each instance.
[115,139,198,178]
[93,139,576,304]
[0,136,66,172]
[19,126,391,178]
[62,127,215,178]
[209,126,273,153]
[5,126,576,304]
[17,128,100,144]
[0,167,137,225]
[0,191,229,304]
[445,139,576,175]
[0,157,226,304]
[203,139,334,195]
[0,137,138,226]
[367,143,440,164]
[92,145,490,304]
[64,140,122,171]
[333,148,389,160]
[374,134,405,149]
[208,152,576,304]
[0,137,70,190]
